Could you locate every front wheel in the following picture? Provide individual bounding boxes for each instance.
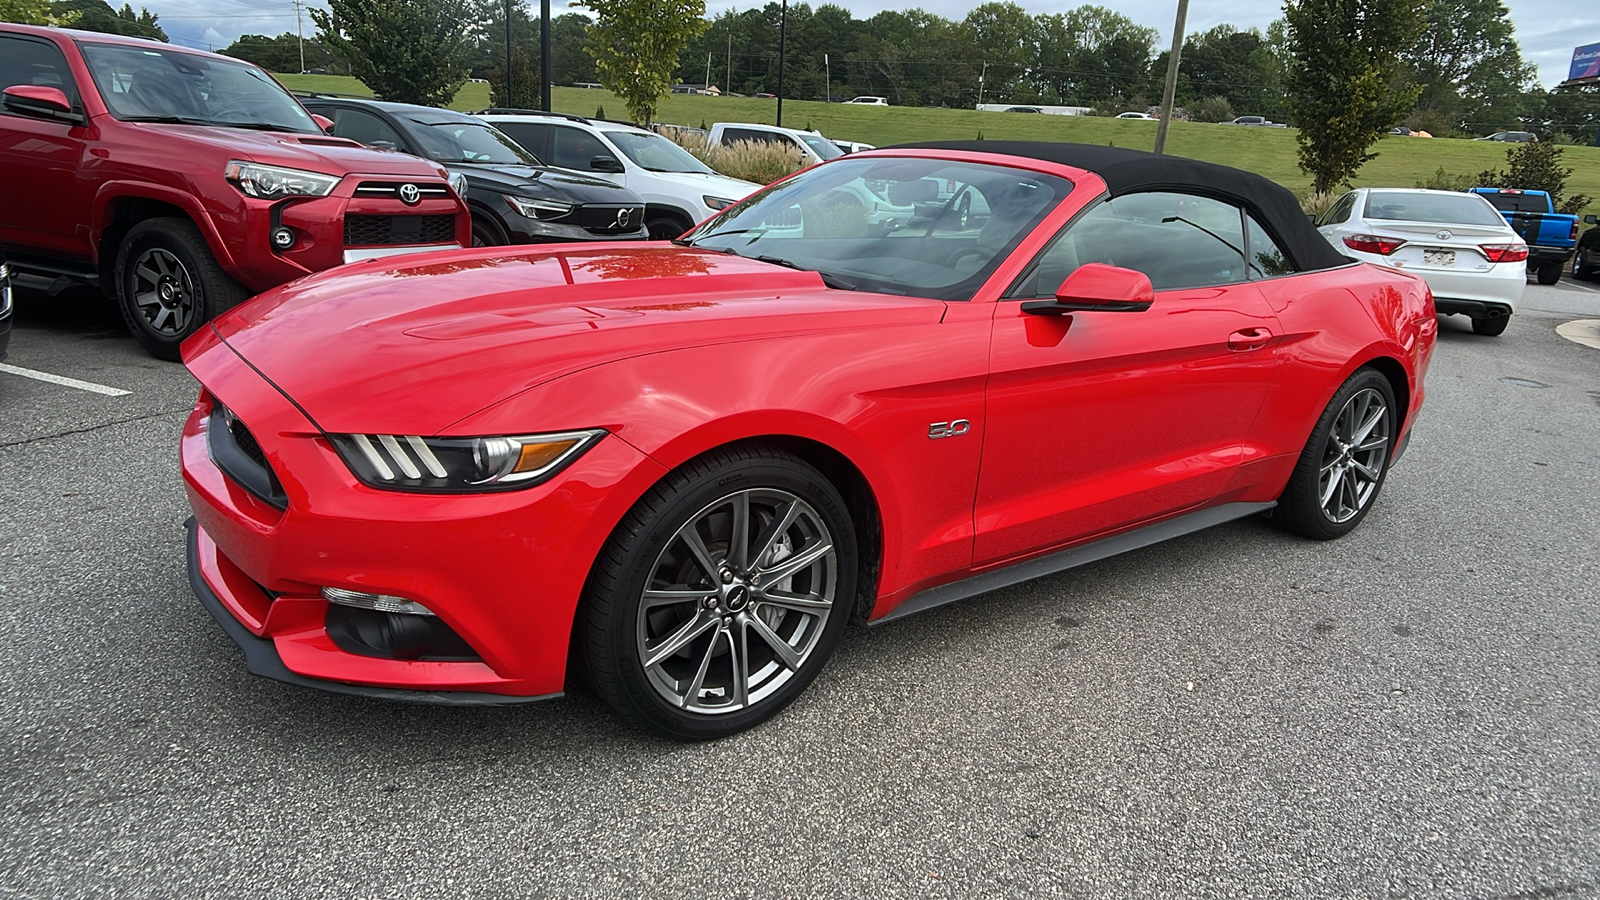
[1273,368,1396,540]
[646,215,689,241]
[580,447,857,739]
[1535,261,1562,285]
[114,218,246,360]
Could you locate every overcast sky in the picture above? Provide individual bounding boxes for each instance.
[148,0,1594,90]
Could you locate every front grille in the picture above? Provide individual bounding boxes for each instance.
[207,403,287,510]
[576,204,643,234]
[352,181,452,200]
[344,215,456,246]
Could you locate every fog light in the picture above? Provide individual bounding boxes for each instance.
[271,226,296,249]
[321,586,436,617]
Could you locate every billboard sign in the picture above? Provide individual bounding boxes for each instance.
[1571,43,1600,82]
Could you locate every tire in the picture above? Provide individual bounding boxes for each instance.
[1273,367,1397,541]
[1535,261,1561,285]
[1471,314,1509,336]
[115,218,246,361]
[470,216,505,247]
[646,214,690,242]
[580,446,857,739]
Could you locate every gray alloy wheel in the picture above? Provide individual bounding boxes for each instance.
[580,446,856,739]
[1317,386,1391,525]
[1272,367,1396,540]
[129,247,197,337]
[636,487,838,715]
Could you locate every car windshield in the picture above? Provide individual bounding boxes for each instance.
[682,156,1072,301]
[800,134,845,160]
[603,130,714,174]
[80,43,317,133]
[1475,191,1549,214]
[1365,193,1510,226]
[408,120,537,165]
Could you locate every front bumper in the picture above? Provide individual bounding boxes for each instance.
[180,336,665,701]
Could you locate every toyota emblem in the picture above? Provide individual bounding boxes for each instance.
[1436,229,1452,241]
[615,207,635,229]
[398,183,421,206]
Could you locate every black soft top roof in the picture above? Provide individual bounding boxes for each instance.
[893,141,1348,272]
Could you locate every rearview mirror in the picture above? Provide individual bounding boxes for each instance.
[1021,263,1155,315]
[2,85,82,125]
[590,155,626,174]
[1586,214,1598,225]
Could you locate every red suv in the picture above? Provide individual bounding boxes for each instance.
[0,26,470,358]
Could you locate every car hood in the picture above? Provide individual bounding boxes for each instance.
[639,169,761,204]
[201,244,943,435]
[137,124,450,178]
[454,162,625,191]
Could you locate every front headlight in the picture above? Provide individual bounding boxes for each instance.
[504,194,574,220]
[450,171,470,199]
[329,429,606,493]
[703,195,736,210]
[224,160,340,199]
[1,262,11,318]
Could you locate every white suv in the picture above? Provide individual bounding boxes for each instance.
[478,111,762,241]
[845,96,889,106]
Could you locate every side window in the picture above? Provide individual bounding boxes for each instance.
[495,121,549,160]
[724,127,777,146]
[1013,191,1247,296]
[549,125,608,170]
[1321,192,1357,226]
[329,107,406,150]
[1245,214,1297,279]
[0,35,79,108]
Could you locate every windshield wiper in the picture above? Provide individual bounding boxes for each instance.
[121,115,214,126]
[754,255,857,291]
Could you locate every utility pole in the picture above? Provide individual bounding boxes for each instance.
[540,0,551,111]
[726,16,733,94]
[825,53,830,103]
[293,0,304,74]
[505,0,513,107]
[1153,0,1189,156]
[977,61,988,107]
[706,52,712,93]
[776,0,787,126]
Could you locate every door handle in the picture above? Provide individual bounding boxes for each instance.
[1228,327,1272,351]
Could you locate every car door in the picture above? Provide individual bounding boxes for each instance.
[492,120,551,162]
[546,123,624,185]
[974,191,1282,564]
[314,104,412,153]
[0,32,90,255]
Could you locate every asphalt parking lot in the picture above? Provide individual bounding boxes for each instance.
[2,279,1599,899]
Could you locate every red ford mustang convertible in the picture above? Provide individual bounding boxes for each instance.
[182,142,1437,738]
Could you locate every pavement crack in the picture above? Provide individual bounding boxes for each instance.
[0,407,191,449]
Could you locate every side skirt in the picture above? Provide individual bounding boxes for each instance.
[872,501,1276,625]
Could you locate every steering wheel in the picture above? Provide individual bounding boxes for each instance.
[207,95,266,119]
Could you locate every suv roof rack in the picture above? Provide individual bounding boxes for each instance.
[290,90,375,100]
[473,108,590,123]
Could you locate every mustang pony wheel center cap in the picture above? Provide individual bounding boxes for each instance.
[725,584,750,611]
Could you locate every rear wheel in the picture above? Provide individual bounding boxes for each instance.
[1472,314,1510,336]
[1535,261,1562,285]
[1273,368,1396,540]
[580,447,856,739]
[115,218,246,361]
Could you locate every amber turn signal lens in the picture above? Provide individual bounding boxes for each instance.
[514,439,581,473]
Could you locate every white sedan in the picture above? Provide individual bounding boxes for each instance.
[1316,188,1527,335]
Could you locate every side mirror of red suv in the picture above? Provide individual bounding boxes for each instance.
[310,113,335,133]
[3,85,83,125]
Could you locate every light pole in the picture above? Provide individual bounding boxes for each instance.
[505,0,513,107]
[776,0,787,126]
[977,61,988,108]
[1153,0,1189,155]
[540,0,552,111]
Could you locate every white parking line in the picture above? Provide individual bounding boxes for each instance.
[0,363,132,397]
[1559,279,1600,295]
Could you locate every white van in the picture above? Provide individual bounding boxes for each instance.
[707,122,846,166]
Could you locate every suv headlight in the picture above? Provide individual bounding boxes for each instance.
[1,262,11,318]
[504,194,573,220]
[225,160,340,199]
[450,171,470,198]
[329,429,606,492]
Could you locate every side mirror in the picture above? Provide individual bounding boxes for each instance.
[1022,263,1155,315]
[2,85,82,125]
[310,113,335,133]
[1586,215,1598,225]
[367,140,397,151]
[590,155,626,174]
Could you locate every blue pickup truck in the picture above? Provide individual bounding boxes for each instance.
[1468,188,1579,285]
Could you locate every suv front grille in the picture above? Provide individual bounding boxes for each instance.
[352,181,452,200]
[344,215,456,246]
[207,403,287,510]
[576,204,643,234]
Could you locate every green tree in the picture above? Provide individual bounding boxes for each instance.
[1283,0,1424,195]
[310,0,480,106]
[1404,0,1534,133]
[1,0,70,25]
[488,44,539,108]
[1475,141,1592,214]
[579,0,708,123]
[220,33,344,74]
[50,0,162,39]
